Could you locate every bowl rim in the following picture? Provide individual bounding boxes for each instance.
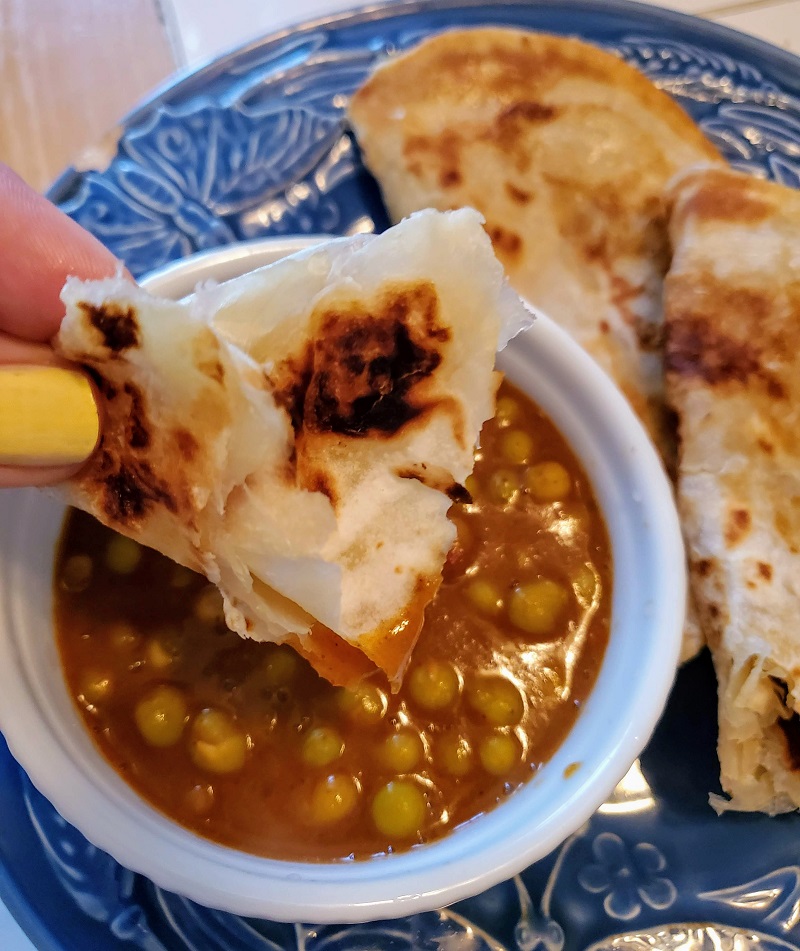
[0,235,686,922]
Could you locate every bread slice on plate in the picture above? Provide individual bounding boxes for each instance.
[56,208,531,686]
[664,165,800,813]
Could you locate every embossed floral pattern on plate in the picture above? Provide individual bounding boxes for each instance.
[50,2,800,278]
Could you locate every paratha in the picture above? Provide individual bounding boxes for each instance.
[348,27,722,661]
[56,208,531,686]
[663,166,800,813]
[348,27,721,459]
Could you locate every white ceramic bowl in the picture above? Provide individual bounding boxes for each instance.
[0,237,685,923]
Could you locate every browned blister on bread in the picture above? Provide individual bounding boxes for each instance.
[663,165,800,813]
[57,209,531,686]
[62,296,259,574]
[348,27,722,662]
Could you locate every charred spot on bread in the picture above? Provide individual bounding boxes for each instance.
[778,712,800,772]
[309,320,441,435]
[498,100,557,124]
[96,452,177,523]
[80,302,140,353]
[190,331,227,386]
[439,167,462,188]
[694,558,713,578]
[302,468,337,505]
[667,315,763,386]
[446,482,471,504]
[766,378,788,400]
[123,383,150,450]
[174,429,200,462]
[634,318,665,354]
[505,182,532,204]
[87,370,118,402]
[485,223,523,262]
[270,356,313,434]
[725,507,752,547]
[272,281,452,439]
[491,100,558,170]
[403,131,463,189]
[201,359,226,385]
[394,463,472,504]
[758,438,775,455]
[665,280,788,399]
[88,369,179,525]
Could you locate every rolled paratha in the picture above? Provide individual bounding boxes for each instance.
[348,27,722,661]
[56,209,531,686]
[663,166,800,813]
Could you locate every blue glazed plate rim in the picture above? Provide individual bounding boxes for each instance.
[45,0,800,205]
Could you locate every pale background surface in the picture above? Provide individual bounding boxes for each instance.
[0,0,797,945]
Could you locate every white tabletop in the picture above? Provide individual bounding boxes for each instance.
[161,0,800,65]
[2,0,797,947]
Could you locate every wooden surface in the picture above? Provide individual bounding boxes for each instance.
[0,0,175,192]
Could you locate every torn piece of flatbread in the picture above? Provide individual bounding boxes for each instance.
[56,208,531,686]
[663,166,800,813]
[348,27,722,662]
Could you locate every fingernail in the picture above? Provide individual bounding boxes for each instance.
[0,366,99,467]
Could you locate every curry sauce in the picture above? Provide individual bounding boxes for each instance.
[54,380,611,860]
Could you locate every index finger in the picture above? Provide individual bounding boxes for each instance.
[0,164,120,343]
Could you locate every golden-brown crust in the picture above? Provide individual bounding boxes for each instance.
[668,166,775,231]
[352,30,719,153]
[665,302,780,392]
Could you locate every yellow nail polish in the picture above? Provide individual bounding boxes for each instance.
[0,366,99,467]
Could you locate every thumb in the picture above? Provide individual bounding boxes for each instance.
[0,333,100,487]
[0,164,120,341]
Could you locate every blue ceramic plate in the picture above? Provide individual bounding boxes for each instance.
[4,1,799,948]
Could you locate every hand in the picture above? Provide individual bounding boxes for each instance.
[0,163,119,487]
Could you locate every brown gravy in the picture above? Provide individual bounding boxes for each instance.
[54,379,611,860]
